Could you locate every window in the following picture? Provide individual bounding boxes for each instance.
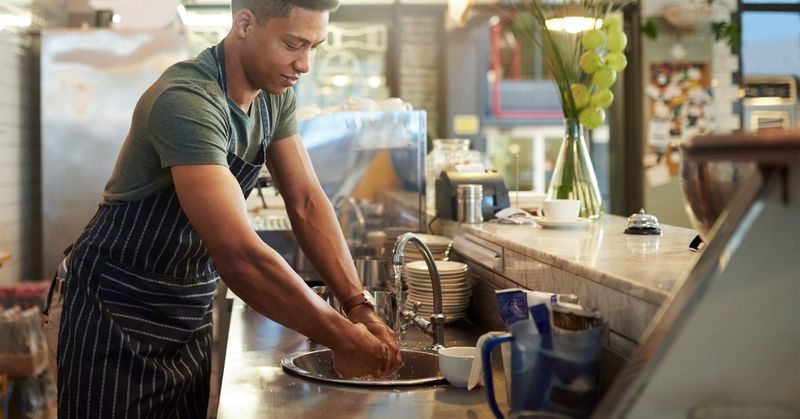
[740,2,800,77]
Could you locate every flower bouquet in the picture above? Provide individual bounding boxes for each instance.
[513,0,630,218]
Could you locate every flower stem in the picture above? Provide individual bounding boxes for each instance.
[556,119,580,198]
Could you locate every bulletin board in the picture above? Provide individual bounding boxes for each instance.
[645,62,714,148]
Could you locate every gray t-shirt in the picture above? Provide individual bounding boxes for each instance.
[102,46,297,204]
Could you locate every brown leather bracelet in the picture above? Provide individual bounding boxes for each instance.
[342,291,374,317]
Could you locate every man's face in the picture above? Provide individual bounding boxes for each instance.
[241,7,329,95]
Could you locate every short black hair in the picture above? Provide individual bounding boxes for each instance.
[231,0,340,24]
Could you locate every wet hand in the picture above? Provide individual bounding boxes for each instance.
[331,322,389,379]
[347,305,402,376]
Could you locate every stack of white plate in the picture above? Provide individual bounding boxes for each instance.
[403,260,470,323]
[383,233,452,262]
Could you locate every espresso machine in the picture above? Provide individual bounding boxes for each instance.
[435,171,510,221]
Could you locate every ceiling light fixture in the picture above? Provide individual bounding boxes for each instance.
[545,16,601,33]
[0,12,31,29]
[544,3,602,33]
[447,0,470,27]
[0,1,32,31]
[331,75,352,87]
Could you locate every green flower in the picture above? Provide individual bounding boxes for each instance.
[514,0,631,124]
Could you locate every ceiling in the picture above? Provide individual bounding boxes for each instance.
[66,0,228,13]
[69,0,450,14]
[62,0,453,29]
[182,0,228,5]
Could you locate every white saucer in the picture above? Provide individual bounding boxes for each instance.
[405,260,468,274]
[534,217,591,229]
[414,234,453,247]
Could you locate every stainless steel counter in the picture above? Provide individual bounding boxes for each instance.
[217,297,508,419]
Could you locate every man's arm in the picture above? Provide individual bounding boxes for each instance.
[171,163,387,377]
[266,134,402,370]
[265,134,362,305]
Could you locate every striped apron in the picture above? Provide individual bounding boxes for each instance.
[57,43,270,418]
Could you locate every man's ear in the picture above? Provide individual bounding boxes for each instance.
[232,9,257,38]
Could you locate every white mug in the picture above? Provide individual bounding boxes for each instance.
[541,199,580,221]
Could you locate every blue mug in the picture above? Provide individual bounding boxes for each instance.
[482,321,607,419]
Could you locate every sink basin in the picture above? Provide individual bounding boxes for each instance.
[281,348,445,386]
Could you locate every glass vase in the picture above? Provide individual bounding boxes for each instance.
[546,118,604,219]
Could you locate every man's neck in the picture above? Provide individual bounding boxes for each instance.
[221,37,260,114]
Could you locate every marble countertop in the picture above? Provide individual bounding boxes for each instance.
[455,216,700,305]
[376,190,700,307]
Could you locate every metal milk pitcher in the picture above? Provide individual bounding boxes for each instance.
[354,256,390,288]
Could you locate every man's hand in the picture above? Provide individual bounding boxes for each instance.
[331,323,389,378]
[347,304,402,376]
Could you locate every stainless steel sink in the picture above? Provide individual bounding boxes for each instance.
[281,348,445,386]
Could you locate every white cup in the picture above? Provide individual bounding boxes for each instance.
[541,199,580,221]
[438,346,476,388]
[508,191,546,213]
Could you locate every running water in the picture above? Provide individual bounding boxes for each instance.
[392,264,404,339]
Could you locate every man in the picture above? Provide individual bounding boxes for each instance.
[51,0,402,416]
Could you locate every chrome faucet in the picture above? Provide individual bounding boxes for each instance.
[333,196,366,244]
[392,232,445,351]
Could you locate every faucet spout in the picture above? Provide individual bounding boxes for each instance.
[392,232,445,350]
[333,196,366,243]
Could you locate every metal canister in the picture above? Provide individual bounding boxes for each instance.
[456,184,483,223]
[354,256,390,288]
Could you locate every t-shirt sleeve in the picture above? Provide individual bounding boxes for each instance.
[271,88,298,141]
[148,85,230,168]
